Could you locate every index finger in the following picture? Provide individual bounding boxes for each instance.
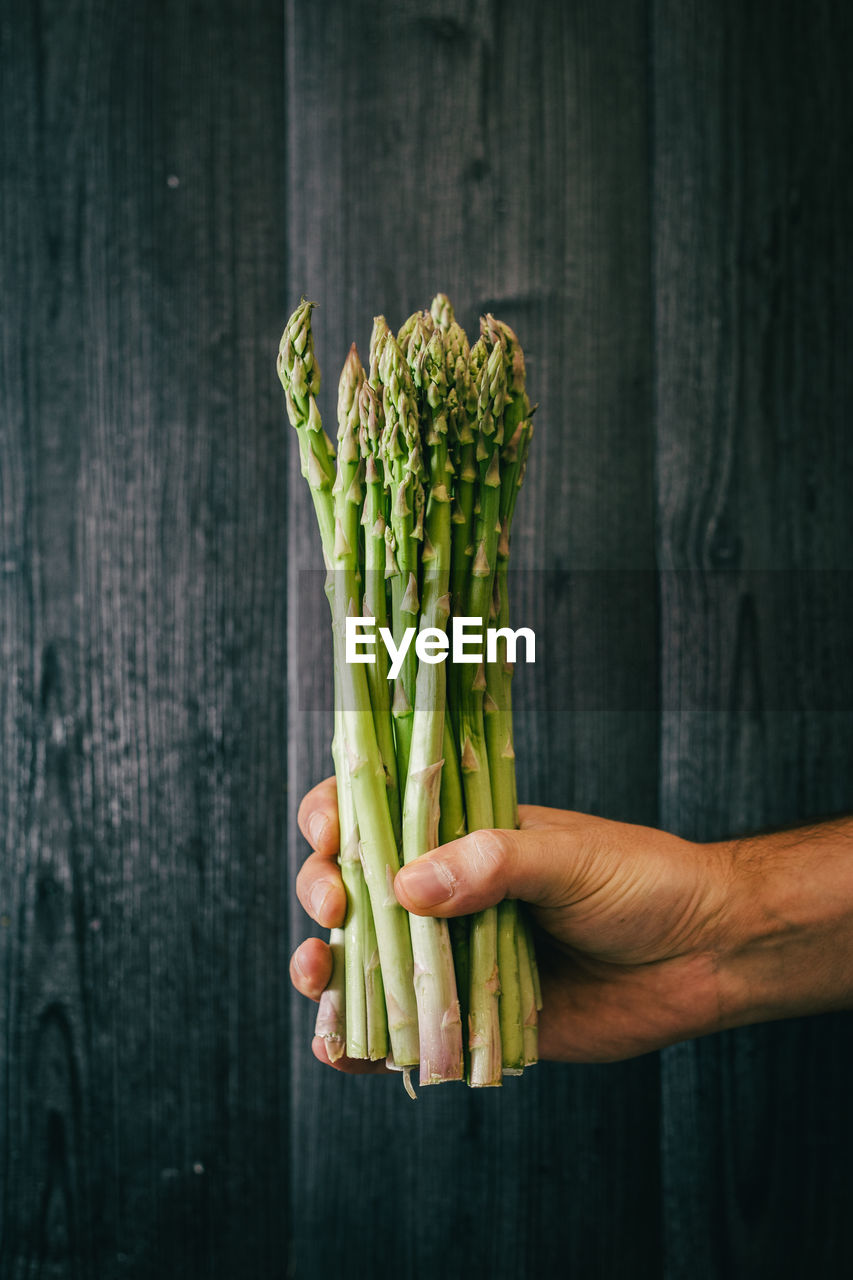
[297,776,340,855]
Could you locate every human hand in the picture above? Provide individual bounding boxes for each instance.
[290,779,853,1066]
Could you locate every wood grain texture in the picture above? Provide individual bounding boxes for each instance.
[284,2,661,1277]
[653,1,853,1275]
[0,1,288,1275]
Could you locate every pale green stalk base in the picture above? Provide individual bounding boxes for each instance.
[336,638,420,1067]
[314,927,346,1062]
[407,911,463,1084]
[334,700,366,1059]
[339,833,369,1058]
[334,678,388,1060]
[403,659,463,1084]
[468,905,502,1087]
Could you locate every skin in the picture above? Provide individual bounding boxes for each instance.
[291,777,853,1072]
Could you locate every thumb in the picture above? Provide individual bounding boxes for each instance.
[394,827,578,917]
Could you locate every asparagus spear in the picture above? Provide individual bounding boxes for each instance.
[438,312,471,849]
[277,300,337,560]
[435,306,471,850]
[483,315,533,827]
[278,305,420,1068]
[397,307,434,350]
[374,325,424,797]
[399,322,464,1084]
[430,291,455,332]
[480,314,540,1072]
[477,319,524,1074]
[279,306,361,1059]
[432,298,473,1075]
[358,380,402,847]
[454,332,508,1086]
[456,334,505,825]
[334,351,389,1060]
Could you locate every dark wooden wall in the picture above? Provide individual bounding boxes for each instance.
[1,1,851,1276]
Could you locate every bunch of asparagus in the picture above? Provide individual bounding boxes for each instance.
[278,293,540,1089]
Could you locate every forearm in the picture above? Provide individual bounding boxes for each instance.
[716,817,853,1029]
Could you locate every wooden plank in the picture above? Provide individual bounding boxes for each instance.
[284,1,661,1275]
[0,1,288,1274]
[653,1,853,1274]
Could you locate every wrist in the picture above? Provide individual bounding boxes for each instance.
[712,819,853,1029]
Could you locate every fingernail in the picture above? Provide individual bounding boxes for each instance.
[308,813,328,848]
[397,859,455,908]
[309,881,332,923]
[291,950,306,981]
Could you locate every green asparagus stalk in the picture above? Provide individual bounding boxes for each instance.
[277,301,337,563]
[399,323,464,1084]
[434,305,471,849]
[480,314,539,1073]
[454,336,499,829]
[429,298,475,1078]
[375,325,424,797]
[483,315,533,826]
[333,351,384,1060]
[279,305,420,1068]
[457,333,509,1087]
[358,380,402,847]
[449,337,479,641]
[332,347,419,1066]
[432,300,470,850]
[306,364,389,1064]
[280,307,360,1061]
[437,714,469,1071]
